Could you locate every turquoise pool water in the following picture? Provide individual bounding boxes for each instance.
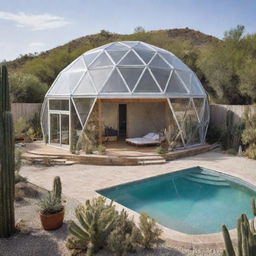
[97,167,256,234]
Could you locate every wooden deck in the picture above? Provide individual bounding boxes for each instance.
[22,141,213,166]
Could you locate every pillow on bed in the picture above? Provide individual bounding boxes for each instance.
[152,134,160,141]
[143,133,155,139]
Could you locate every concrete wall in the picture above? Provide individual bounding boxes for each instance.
[127,102,166,137]
[210,104,256,126]
[102,102,118,130]
[11,103,42,122]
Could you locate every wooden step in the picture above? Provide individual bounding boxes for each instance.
[139,159,166,165]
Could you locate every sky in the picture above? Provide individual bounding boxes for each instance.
[0,0,256,61]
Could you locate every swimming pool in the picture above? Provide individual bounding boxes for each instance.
[97,166,256,235]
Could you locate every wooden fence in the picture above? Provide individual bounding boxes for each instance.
[10,103,255,127]
[11,103,42,122]
[210,104,256,126]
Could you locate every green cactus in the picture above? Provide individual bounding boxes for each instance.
[68,197,116,256]
[252,198,256,216]
[222,205,256,256]
[0,65,15,238]
[52,176,62,203]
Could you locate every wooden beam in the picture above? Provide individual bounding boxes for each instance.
[98,99,103,145]
[101,98,166,103]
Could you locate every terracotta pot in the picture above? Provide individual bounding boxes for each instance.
[40,210,64,230]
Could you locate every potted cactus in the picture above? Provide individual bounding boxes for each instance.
[39,176,64,230]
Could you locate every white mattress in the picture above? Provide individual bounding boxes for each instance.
[125,137,160,145]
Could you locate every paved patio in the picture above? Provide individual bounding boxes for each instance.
[20,151,256,248]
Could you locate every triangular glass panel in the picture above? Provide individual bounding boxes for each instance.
[135,50,155,64]
[176,70,192,88]
[166,71,188,94]
[89,68,112,92]
[190,75,204,95]
[149,54,170,69]
[106,42,129,51]
[133,42,153,51]
[101,69,129,93]
[192,98,205,122]
[150,67,171,91]
[121,41,139,48]
[83,51,100,67]
[41,100,48,140]
[68,71,85,93]
[134,69,160,92]
[73,98,95,125]
[48,71,84,96]
[169,98,190,125]
[119,50,144,66]
[159,52,175,67]
[107,51,127,64]
[89,52,113,68]
[118,67,144,91]
[173,56,190,71]
[68,56,86,71]
[71,101,83,134]
[73,72,97,95]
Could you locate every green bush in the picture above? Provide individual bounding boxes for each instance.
[14,117,29,139]
[138,212,162,250]
[29,112,42,139]
[156,146,167,155]
[97,144,106,155]
[107,210,141,256]
[9,72,47,103]
[242,108,256,159]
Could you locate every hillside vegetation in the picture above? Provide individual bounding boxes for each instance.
[4,26,256,104]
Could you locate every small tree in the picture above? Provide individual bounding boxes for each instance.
[134,26,145,33]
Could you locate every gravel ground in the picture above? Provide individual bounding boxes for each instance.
[0,182,222,256]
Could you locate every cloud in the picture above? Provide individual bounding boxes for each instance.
[0,11,70,31]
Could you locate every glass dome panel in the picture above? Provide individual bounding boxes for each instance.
[89,68,112,92]
[73,72,97,95]
[119,50,144,66]
[118,67,144,91]
[101,69,129,93]
[134,69,160,92]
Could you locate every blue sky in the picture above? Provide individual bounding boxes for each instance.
[0,0,255,61]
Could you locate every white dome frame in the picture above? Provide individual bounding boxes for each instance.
[41,41,209,150]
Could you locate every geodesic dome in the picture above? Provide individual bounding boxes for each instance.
[41,41,209,150]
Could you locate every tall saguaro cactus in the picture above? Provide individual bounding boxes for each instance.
[0,65,15,238]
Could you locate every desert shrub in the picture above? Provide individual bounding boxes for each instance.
[14,117,29,139]
[138,212,162,250]
[242,108,256,159]
[9,72,47,103]
[28,112,42,139]
[107,210,141,256]
[68,197,117,256]
[97,144,106,155]
[155,146,167,155]
[15,187,25,201]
